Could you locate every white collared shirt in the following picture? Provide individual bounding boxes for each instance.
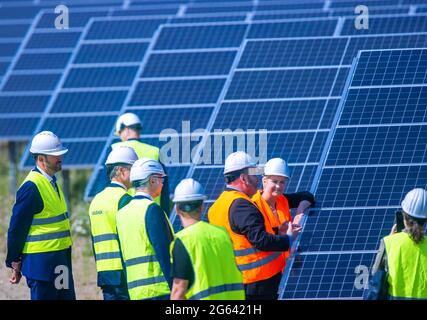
[111,180,127,190]
[135,191,153,201]
[36,165,54,183]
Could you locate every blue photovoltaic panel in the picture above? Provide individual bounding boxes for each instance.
[283,253,376,299]
[142,51,236,77]
[0,95,50,113]
[254,12,330,21]
[63,66,138,88]
[0,24,29,38]
[185,4,253,14]
[86,19,166,40]
[36,11,110,28]
[0,6,40,19]
[339,86,427,126]
[170,15,247,24]
[154,24,247,50]
[14,53,72,70]
[0,43,20,57]
[343,34,427,64]
[282,48,427,300]
[25,32,81,49]
[330,0,397,8]
[247,20,338,38]
[75,43,149,63]
[316,165,427,208]
[0,117,39,139]
[51,91,128,113]
[40,116,116,138]
[326,125,427,166]
[238,38,349,68]
[205,131,328,164]
[3,73,61,91]
[124,107,214,135]
[331,7,409,16]
[299,208,395,252]
[351,49,427,86]
[213,100,340,131]
[225,69,341,100]
[111,7,178,16]
[0,62,8,75]
[341,15,427,35]
[129,79,226,106]
[332,67,351,96]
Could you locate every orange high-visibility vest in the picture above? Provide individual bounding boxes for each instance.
[208,189,285,284]
[252,191,292,269]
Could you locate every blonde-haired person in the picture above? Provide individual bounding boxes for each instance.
[252,158,314,291]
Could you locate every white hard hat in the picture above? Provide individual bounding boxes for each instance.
[130,157,166,182]
[224,151,258,174]
[105,146,138,166]
[263,158,291,178]
[173,178,207,203]
[30,131,68,156]
[401,188,427,219]
[115,113,141,135]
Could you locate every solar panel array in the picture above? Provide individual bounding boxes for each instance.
[2,0,426,300]
[280,48,427,299]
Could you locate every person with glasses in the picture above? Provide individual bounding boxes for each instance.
[208,151,302,300]
[88,146,138,300]
[116,158,174,300]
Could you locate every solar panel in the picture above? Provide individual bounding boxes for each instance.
[281,48,427,300]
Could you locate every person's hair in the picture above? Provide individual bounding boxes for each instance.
[224,168,248,184]
[403,212,426,244]
[106,164,130,180]
[32,153,47,163]
[132,175,153,189]
[177,200,203,216]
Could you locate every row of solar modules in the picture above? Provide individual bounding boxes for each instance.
[1,0,427,104]
[74,13,427,203]
[2,1,427,139]
[279,48,427,299]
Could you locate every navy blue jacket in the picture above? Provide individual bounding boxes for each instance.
[118,194,174,289]
[6,168,72,282]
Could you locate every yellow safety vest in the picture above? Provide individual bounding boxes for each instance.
[89,185,127,273]
[22,171,72,254]
[112,140,161,205]
[172,221,245,300]
[116,197,172,300]
[384,232,427,299]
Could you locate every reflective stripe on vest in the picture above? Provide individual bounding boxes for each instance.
[208,190,285,284]
[384,232,427,299]
[22,171,72,254]
[173,221,245,300]
[89,186,127,273]
[189,283,245,300]
[116,197,171,300]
